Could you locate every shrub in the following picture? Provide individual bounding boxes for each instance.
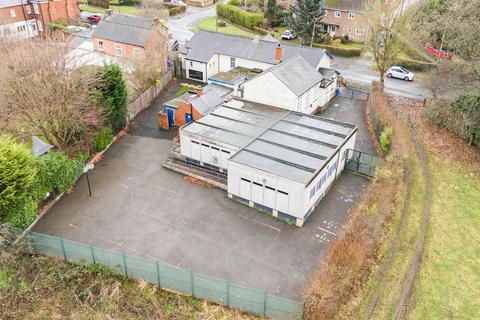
[340,35,349,44]
[228,0,241,5]
[96,64,128,133]
[427,93,480,147]
[379,127,393,154]
[0,135,36,216]
[165,3,187,15]
[32,152,84,201]
[116,0,140,5]
[216,4,264,30]
[393,58,436,71]
[94,128,114,152]
[312,43,362,57]
[4,197,38,229]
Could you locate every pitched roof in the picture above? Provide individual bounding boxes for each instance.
[249,55,324,96]
[184,31,328,67]
[326,0,365,11]
[92,13,153,47]
[189,90,224,115]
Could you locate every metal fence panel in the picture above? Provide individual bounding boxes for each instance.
[30,232,64,257]
[92,247,126,275]
[125,255,158,284]
[266,294,304,320]
[228,283,266,315]
[63,239,94,264]
[157,262,193,294]
[193,273,228,304]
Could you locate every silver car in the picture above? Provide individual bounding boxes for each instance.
[387,66,414,81]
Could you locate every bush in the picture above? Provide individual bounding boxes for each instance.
[96,64,128,133]
[340,35,349,44]
[165,3,187,15]
[379,127,393,154]
[0,135,36,216]
[4,197,38,229]
[228,0,241,5]
[32,152,84,201]
[216,4,264,30]
[393,58,436,71]
[427,93,480,147]
[94,128,114,152]
[312,43,362,57]
[115,0,140,5]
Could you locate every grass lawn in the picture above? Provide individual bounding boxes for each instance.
[196,17,257,38]
[408,161,480,319]
[79,4,139,16]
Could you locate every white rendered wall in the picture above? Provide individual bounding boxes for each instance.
[218,54,273,73]
[185,59,207,82]
[242,72,298,111]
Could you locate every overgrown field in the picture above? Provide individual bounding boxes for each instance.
[0,247,260,319]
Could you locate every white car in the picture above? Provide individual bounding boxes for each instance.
[281,30,297,40]
[387,66,414,81]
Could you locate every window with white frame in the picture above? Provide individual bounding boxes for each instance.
[348,28,352,34]
[189,61,193,67]
[26,5,31,14]
[115,43,123,56]
[33,2,40,14]
[230,57,236,68]
[98,40,104,50]
[355,28,365,35]
[324,10,327,16]
[37,20,43,32]
[10,9,16,17]
[348,12,355,19]
[335,11,341,17]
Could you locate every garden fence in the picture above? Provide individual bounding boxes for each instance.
[29,231,304,319]
[127,68,174,123]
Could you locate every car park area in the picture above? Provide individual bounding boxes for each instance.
[33,95,373,301]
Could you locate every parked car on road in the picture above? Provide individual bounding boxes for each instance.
[281,30,297,40]
[387,66,414,81]
[87,14,102,24]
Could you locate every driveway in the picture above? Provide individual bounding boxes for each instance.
[33,96,372,301]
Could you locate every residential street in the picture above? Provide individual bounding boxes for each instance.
[167,4,430,99]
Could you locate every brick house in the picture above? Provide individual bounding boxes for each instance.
[276,0,367,42]
[92,11,168,69]
[0,0,79,39]
[322,0,367,42]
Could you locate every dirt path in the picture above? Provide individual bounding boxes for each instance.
[393,116,432,320]
[364,164,413,320]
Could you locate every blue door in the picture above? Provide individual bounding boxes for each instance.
[185,113,192,124]
[167,108,175,127]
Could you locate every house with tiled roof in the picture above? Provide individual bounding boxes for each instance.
[92,11,168,66]
[179,31,333,83]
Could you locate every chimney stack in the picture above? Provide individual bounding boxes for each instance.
[275,43,283,63]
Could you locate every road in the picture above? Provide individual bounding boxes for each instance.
[166,5,430,99]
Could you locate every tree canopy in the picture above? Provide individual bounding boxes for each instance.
[287,0,326,43]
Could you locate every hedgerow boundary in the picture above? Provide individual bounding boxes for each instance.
[304,83,432,320]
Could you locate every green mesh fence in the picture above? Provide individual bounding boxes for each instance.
[28,231,304,319]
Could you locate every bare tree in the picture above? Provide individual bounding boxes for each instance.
[364,0,402,90]
[0,38,102,154]
[139,0,169,19]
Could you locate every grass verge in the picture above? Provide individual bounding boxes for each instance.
[196,17,257,38]
[0,246,261,319]
[79,4,139,16]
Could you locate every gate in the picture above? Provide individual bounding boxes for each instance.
[345,149,379,177]
[336,87,370,101]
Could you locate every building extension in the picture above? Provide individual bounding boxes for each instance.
[178,99,357,226]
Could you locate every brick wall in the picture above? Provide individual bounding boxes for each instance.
[322,8,367,42]
[93,37,144,58]
[175,103,202,127]
[0,5,27,24]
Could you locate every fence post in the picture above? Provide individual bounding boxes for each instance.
[190,271,195,296]
[263,290,268,316]
[122,252,128,276]
[156,261,162,288]
[226,281,230,306]
[90,246,96,264]
[60,238,67,261]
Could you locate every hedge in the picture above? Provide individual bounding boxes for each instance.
[393,58,436,71]
[166,3,187,16]
[312,43,362,57]
[216,4,264,30]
